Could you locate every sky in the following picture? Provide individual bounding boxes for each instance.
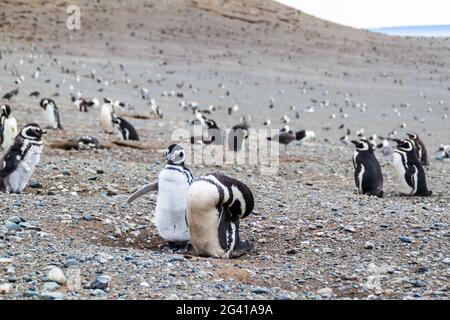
[275,0,450,29]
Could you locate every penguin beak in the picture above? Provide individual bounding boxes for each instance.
[41,129,47,135]
[392,138,401,145]
[351,140,358,146]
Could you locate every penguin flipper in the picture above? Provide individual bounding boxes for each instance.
[127,181,158,203]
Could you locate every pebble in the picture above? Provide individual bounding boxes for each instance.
[0,283,13,294]
[5,221,20,231]
[91,289,107,297]
[412,280,427,288]
[47,267,66,285]
[399,236,412,243]
[43,282,61,292]
[40,292,65,300]
[83,214,93,221]
[29,181,43,188]
[251,287,270,294]
[364,241,374,249]
[316,287,333,297]
[91,276,110,290]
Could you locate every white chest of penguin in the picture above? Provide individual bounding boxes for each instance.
[5,144,42,193]
[43,106,57,128]
[1,117,17,150]
[154,168,191,242]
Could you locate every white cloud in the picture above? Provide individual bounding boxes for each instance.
[276,0,450,28]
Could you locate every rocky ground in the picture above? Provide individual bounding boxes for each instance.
[0,0,449,300]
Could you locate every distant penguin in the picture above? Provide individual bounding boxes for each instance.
[100,98,115,133]
[186,172,254,258]
[127,144,193,247]
[203,119,223,145]
[40,98,62,129]
[351,139,384,197]
[0,105,18,151]
[112,117,139,141]
[228,119,250,152]
[267,129,295,151]
[77,136,100,150]
[406,132,429,166]
[393,139,432,196]
[0,124,46,193]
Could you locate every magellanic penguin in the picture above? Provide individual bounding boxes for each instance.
[186,173,254,258]
[393,139,432,196]
[0,124,46,193]
[228,118,250,152]
[127,144,193,247]
[40,98,62,130]
[0,104,18,151]
[351,139,384,197]
[112,117,139,141]
[100,98,116,133]
[406,132,429,166]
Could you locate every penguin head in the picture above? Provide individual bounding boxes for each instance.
[406,132,418,140]
[205,119,219,129]
[40,98,49,109]
[112,117,122,128]
[103,97,113,105]
[164,144,185,165]
[351,139,372,151]
[396,139,414,152]
[1,104,11,118]
[20,123,46,141]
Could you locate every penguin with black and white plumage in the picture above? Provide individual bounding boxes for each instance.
[112,117,139,141]
[127,144,193,248]
[351,139,384,197]
[406,132,429,166]
[100,98,115,133]
[40,98,62,130]
[0,124,46,193]
[0,104,18,151]
[393,139,432,196]
[186,172,254,258]
[228,118,250,152]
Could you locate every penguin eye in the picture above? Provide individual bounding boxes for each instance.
[179,151,184,157]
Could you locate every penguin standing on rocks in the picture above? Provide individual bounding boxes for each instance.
[406,132,429,166]
[40,98,62,130]
[127,144,193,247]
[112,117,139,141]
[393,139,432,196]
[186,173,254,258]
[100,98,115,133]
[0,124,46,193]
[0,104,18,151]
[351,139,384,197]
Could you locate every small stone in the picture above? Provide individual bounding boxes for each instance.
[91,276,109,290]
[91,289,107,297]
[412,280,427,288]
[0,283,13,294]
[316,287,333,297]
[0,257,13,264]
[47,267,66,285]
[83,214,93,221]
[43,282,60,292]
[87,176,97,181]
[364,241,374,249]
[5,221,20,231]
[286,249,297,255]
[344,226,356,233]
[140,282,150,287]
[64,259,78,268]
[29,181,43,189]
[251,287,269,294]
[61,170,71,176]
[40,292,65,300]
[124,255,134,261]
[275,294,291,300]
[7,216,22,224]
[399,236,412,243]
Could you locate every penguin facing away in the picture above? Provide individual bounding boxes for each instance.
[186,172,254,258]
[112,117,139,141]
[127,144,193,246]
[0,124,46,193]
[40,98,62,129]
[393,139,432,196]
[0,104,18,151]
[406,132,429,166]
[351,139,384,197]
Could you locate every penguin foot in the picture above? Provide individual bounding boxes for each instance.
[231,240,254,258]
